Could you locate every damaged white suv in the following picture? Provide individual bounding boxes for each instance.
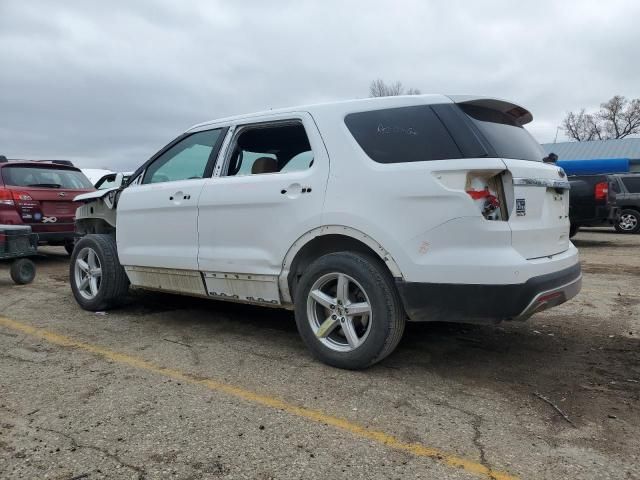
[71,95,581,369]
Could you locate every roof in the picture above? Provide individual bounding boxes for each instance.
[188,94,532,131]
[542,138,640,161]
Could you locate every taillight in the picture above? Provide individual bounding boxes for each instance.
[594,182,608,201]
[0,188,34,206]
[0,188,14,206]
[466,174,505,221]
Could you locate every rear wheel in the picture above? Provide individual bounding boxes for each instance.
[615,209,640,234]
[10,258,36,285]
[70,234,129,310]
[294,252,405,370]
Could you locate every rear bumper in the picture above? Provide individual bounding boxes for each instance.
[396,262,582,324]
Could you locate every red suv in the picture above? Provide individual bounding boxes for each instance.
[0,157,95,254]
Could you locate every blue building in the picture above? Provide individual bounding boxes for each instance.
[542,138,640,175]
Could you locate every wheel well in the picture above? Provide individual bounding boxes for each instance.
[619,207,640,212]
[287,234,395,298]
[75,218,116,236]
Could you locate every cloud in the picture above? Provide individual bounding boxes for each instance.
[1,0,638,170]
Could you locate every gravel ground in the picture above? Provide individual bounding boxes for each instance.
[0,229,638,480]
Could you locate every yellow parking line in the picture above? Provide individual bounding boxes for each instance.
[0,316,518,480]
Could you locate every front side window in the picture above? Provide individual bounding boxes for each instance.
[2,166,94,189]
[143,129,223,185]
[345,105,462,164]
[225,123,313,176]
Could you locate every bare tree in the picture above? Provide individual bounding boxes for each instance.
[562,109,602,141]
[369,79,421,97]
[562,95,640,141]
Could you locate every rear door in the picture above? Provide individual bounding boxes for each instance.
[456,101,571,259]
[197,113,329,276]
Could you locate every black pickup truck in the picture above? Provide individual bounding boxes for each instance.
[568,174,620,237]
[610,174,640,233]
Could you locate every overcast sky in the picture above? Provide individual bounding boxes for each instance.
[1,0,639,171]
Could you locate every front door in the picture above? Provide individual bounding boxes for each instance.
[197,114,330,276]
[117,128,226,270]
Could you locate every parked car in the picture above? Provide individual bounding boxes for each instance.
[70,95,581,369]
[94,172,133,190]
[0,158,95,254]
[610,173,640,233]
[567,174,620,237]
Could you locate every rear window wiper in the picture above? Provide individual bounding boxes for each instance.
[27,183,62,188]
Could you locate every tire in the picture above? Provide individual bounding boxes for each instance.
[614,209,640,234]
[69,234,129,311]
[569,223,579,238]
[10,258,36,285]
[294,252,406,370]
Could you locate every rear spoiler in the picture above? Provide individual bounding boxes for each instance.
[447,95,533,126]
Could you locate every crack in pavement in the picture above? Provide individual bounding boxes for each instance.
[31,424,147,480]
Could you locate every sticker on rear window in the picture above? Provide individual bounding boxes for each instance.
[516,198,526,216]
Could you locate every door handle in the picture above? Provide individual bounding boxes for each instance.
[280,186,312,195]
[169,192,191,201]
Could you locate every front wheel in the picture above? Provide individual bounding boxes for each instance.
[70,234,129,311]
[615,209,640,234]
[294,252,406,370]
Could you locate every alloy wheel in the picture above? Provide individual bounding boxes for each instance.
[619,213,638,231]
[306,272,372,352]
[74,247,102,300]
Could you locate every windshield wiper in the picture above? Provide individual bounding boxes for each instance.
[27,183,62,188]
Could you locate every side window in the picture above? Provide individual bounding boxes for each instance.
[143,129,223,185]
[622,176,640,193]
[344,105,462,163]
[225,123,313,176]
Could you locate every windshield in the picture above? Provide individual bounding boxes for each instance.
[2,166,94,189]
[459,104,545,162]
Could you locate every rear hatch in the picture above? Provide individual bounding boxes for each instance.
[0,163,94,229]
[457,100,571,259]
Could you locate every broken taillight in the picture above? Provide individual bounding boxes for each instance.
[466,173,506,221]
[594,182,608,201]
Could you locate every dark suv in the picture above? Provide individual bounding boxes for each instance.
[0,157,95,253]
[610,173,640,233]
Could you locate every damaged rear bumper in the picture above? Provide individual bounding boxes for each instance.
[396,262,581,323]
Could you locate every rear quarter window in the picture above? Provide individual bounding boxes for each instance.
[621,176,640,193]
[344,105,462,163]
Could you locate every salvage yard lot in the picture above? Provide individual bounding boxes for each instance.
[1,230,638,480]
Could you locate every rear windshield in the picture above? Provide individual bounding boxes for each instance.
[459,104,545,162]
[344,105,462,163]
[2,166,94,189]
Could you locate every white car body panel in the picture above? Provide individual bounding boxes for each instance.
[117,178,207,270]
[196,112,330,276]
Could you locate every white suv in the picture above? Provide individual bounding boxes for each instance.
[71,95,581,369]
